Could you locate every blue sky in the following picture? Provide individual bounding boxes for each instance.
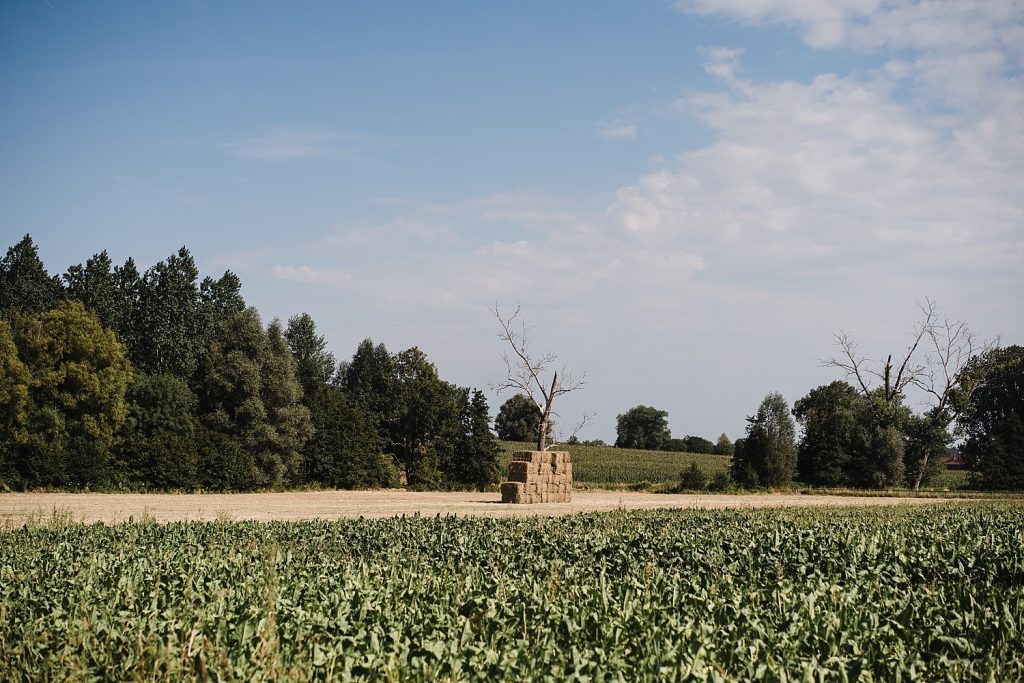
[3,0,1022,442]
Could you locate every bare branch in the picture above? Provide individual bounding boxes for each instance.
[490,303,587,451]
[823,330,873,396]
[545,412,595,451]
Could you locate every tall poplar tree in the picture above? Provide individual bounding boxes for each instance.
[0,235,63,318]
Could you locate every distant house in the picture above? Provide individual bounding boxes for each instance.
[942,453,966,470]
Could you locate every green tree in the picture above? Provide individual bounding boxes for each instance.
[8,302,132,487]
[731,392,796,488]
[285,312,336,399]
[200,271,246,320]
[117,373,199,489]
[135,247,202,379]
[0,235,63,318]
[957,345,1024,490]
[388,347,452,486]
[793,381,862,486]
[64,251,120,330]
[195,309,312,488]
[111,257,142,355]
[441,388,501,490]
[903,411,950,489]
[679,462,708,490]
[339,338,397,419]
[681,435,715,454]
[494,393,544,442]
[615,405,671,450]
[0,321,31,486]
[713,433,734,455]
[303,386,394,489]
[847,392,909,488]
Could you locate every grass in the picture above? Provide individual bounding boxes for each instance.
[498,440,730,487]
[498,441,991,496]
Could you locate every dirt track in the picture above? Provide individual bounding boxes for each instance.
[0,490,955,525]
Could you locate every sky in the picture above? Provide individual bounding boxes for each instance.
[2,0,1022,443]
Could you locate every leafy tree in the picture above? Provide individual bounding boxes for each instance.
[661,438,689,452]
[679,462,707,490]
[495,393,544,442]
[442,388,501,490]
[0,235,63,318]
[615,405,671,450]
[196,425,261,491]
[847,392,910,488]
[260,320,315,481]
[827,299,990,489]
[111,257,142,354]
[134,247,202,379]
[117,373,199,489]
[303,386,395,489]
[64,251,120,330]
[200,271,246,321]
[731,392,796,488]
[8,302,132,487]
[681,435,715,454]
[0,321,31,486]
[903,411,949,489]
[285,312,336,398]
[338,338,397,419]
[957,346,1024,490]
[793,381,862,487]
[713,433,734,455]
[387,347,453,486]
[195,309,312,487]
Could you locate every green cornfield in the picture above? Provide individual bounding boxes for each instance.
[2,504,1022,681]
[498,440,731,486]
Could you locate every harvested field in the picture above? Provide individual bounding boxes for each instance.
[0,489,957,525]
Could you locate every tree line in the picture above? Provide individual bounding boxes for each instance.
[0,235,500,492]
[605,312,1022,491]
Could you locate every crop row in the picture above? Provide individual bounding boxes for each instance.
[1,504,1022,681]
[498,441,731,485]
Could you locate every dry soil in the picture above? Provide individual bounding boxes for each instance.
[0,490,955,525]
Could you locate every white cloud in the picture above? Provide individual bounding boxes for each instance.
[271,265,353,287]
[250,2,1022,440]
[597,121,638,140]
[225,125,361,160]
[675,0,1024,56]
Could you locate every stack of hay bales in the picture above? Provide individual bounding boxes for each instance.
[500,450,572,503]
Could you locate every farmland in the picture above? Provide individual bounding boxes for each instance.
[497,440,970,491]
[498,440,731,487]
[3,504,1022,680]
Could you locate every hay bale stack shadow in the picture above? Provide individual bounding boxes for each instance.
[500,451,572,504]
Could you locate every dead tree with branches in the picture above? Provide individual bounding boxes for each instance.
[825,298,993,490]
[491,304,590,451]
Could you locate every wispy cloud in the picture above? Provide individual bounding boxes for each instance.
[224,125,362,160]
[114,175,204,204]
[596,121,638,141]
[271,265,354,287]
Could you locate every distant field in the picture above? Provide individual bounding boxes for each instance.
[498,441,972,491]
[498,441,729,486]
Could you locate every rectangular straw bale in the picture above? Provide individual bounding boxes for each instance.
[512,451,545,463]
[507,461,534,482]
[500,482,525,504]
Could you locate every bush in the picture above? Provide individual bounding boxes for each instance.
[678,463,708,491]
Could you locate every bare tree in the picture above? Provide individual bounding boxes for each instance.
[491,304,590,451]
[825,298,993,490]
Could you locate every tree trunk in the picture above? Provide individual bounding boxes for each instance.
[536,372,557,451]
[912,449,929,491]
